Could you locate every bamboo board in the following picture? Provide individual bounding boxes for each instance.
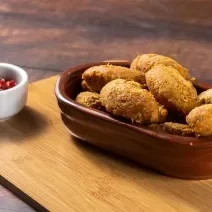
[0,76,212,212]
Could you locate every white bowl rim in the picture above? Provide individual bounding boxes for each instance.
[0,63,28,94]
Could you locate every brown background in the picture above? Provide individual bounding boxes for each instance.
[0,0,212,211]
[1,0,212,84]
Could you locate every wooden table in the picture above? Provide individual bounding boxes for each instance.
[0,1,212,211]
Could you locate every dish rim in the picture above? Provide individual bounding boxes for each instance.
[55,61,212,148]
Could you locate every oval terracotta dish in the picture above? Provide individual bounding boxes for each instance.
[55,61,212,180]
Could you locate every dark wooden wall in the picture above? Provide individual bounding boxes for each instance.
[0,0,212,84]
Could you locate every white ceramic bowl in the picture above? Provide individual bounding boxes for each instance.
[0,63,28,120]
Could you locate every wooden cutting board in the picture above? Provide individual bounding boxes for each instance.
[1,76,212,212]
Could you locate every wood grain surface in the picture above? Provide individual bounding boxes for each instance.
[0,0,212,84]
[0,76,212,212]
[1,0,212,211]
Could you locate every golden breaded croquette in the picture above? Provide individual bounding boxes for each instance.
[199,89,212,104]
[146,65,199,115]
[131,54,191,80]
[81,80,92,92]
[149,122,195,136]
[186,104,212,137]
[82,64,146,92]
[75,92,102,109]
[100,79,168,124]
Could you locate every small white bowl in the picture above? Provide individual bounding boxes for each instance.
[0,63,28,120]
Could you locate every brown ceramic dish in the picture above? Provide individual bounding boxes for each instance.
[55,61,212,180]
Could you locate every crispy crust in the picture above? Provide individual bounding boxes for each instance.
[81,80,92,92]
[199,89,212,104]
[130,54,191,80]
[186,104,212,136]
[145,65,199,115]
[82,64,146,92]
[100,79,168,124]
[149,122,195,136]
[75,91,102,109]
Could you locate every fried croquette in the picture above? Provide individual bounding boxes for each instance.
[130,54,191,80]
[82,64,146,92]
[149,122,195,136]
[81,80,92,92]
[75,92,102,109]
[146,65,199,115]
[100,79,168,124]
[186,104,212,136]
[199,89,212,104]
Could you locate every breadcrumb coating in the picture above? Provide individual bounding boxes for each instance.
[131,54,191,80]
[81,80,92,92]
[82,64,146,92]
[199,89,212,104]
[186,104,212,136]
[75,92,102,109]
[146,65,199,115]
[100,79,168,124]
[149,122,195,136]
